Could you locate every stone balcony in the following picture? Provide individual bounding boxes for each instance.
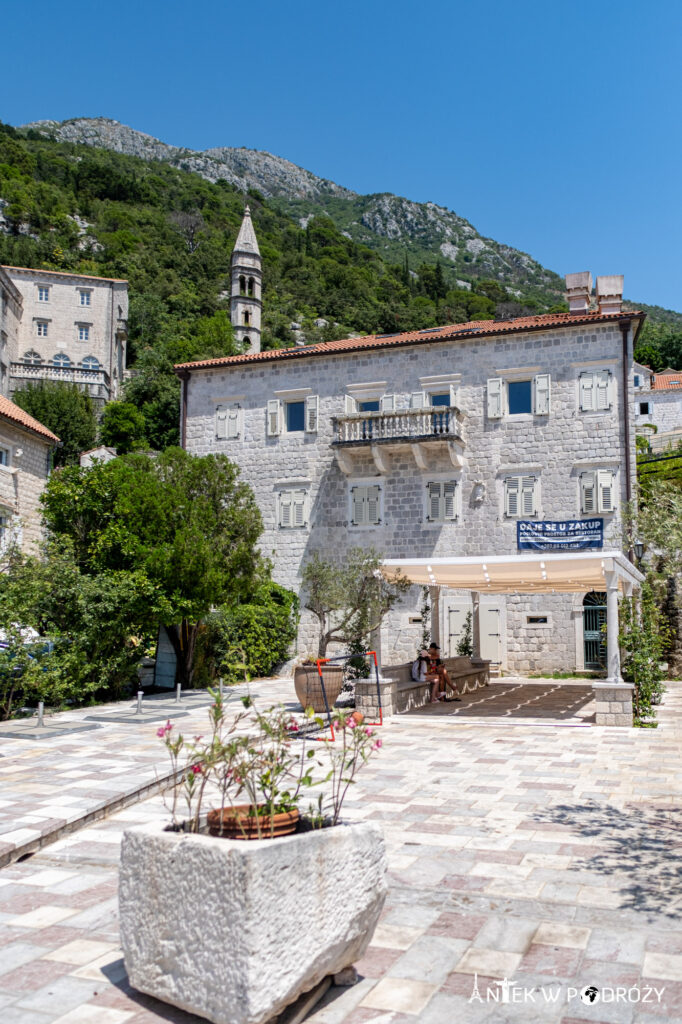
[332,406,465,474]
[10,362,112,402]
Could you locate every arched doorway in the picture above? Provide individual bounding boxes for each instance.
[583,592,607,669]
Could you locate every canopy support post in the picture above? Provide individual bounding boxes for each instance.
[605,570,622,685]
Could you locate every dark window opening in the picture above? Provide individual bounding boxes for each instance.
[248,277,255,296]
[286,401,305,432]
[639,402,650,415]
[239,275,246,295]
[508,380,532,415]
[527,615,548,624]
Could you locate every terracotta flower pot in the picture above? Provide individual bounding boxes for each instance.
[294,663,345,713]
[207,804,299,840]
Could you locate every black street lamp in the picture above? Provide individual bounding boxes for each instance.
[634,540,644,564]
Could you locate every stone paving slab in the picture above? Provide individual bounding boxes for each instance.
[0,682,681,1021]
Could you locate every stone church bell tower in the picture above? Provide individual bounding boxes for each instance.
[230,206,262,353]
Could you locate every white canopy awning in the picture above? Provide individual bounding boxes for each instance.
[381,550,643,594]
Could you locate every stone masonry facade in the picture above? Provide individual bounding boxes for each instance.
[0,415,56,555]
[182,312,640,675]
[3,266,128,405]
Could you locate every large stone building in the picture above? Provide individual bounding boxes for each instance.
[0,394,59,556]
[634,361,682,451]
[0,265,128,405]
[177,256,645,677]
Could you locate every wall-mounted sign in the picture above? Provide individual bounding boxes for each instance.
[517,519,603,551]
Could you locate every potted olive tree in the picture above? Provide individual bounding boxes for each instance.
[119,691,387,1024]
[296,548,410,711]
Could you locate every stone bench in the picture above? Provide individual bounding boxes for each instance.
[355,657,490,719]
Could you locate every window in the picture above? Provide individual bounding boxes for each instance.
[279,489,307,528]
[639,402,650,415]
[426,481,458,522]
[285,400,305,433]
[239,275,246,294]
[38,286,50,302]
[77,325,90,342]
[81,356,100,372]
[487,374,550,419]
[634,374,641,388]
[527,615,549,625]
[215,403,242,440]
[505,475,538,517]
[247,277,255,296]
[78,290,91,306]
[243,310,250,325]
[23,350,42,365]
[52,353,71,368]
[579,370,612,411]
[350,484,382,526]
[580,470,615,514]
[0,446,9,467]
[36,321,48,337]
[0,514,8,552]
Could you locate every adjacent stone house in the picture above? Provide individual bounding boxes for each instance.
[634,361,682,451]
[177,265,645,676]
[0,395,59,556]
[2,266,128,406]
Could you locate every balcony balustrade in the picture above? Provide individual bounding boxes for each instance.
[332,406,465,474]
[10,361,111,400]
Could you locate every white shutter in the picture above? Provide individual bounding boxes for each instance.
[279,493,292,528]
[449,384,458,406]
[427,482,442,521]
[227,404,240,439]
[305,395,319,432]
[580,373,595,411]
[443,481,457,520]
[410,392,426,409]
[267,399,281,436]
[215,405,228,440]
[580,471,597,514]
[345,394,357,414]
[367,485,381,524]
[534,373,551,415]
[351,486,366,526]
[505,477,519,517]
[380,394,395,412]
[293,490,306,527]
[598,470,614,512]
[487,378,503,419]
[521,476,536,516]
[596,371,611,410]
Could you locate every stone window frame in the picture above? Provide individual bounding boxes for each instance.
[78,288,92,307]
[37,285,50,303]
[270,387,317,437]
[501,472,540,519]
[524,613,553,629]
[638,401,651,416]
[0,439,12,471]
[76,323,91,342]
[579,468,617,515]
[35,320,49,338]
[487,367,550,420]
[571,361,617,413]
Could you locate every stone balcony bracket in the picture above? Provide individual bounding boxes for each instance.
[332,407,466,475]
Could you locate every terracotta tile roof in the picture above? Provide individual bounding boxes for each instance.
[2,265,127,284]
[0,396,60,443]
[174,308,644,373]
[651,373,682,391]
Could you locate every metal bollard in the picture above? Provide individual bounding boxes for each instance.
[175,684,182,704]
[136,691,143,715]
[219,677,224,701]
[36,701,44,728]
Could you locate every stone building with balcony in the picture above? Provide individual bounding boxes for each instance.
[176,269,644,677]
[1,265,128,407]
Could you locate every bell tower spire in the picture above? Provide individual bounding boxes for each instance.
[230,205,262,353]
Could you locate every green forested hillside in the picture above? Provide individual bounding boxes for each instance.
[1,119,681,451]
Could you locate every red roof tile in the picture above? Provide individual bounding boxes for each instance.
[174,309,644,373]
[0,396,60,443]
[652,373,682,391]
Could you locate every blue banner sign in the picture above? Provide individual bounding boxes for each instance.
[517,519,603,551]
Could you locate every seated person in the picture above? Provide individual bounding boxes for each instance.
[426,643,461,702]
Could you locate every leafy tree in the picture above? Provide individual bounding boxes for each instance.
[12,380,96,466]
[123,349,180,450]
[41,448,264,687]
[301,548,411,658]
[99,401,147,453]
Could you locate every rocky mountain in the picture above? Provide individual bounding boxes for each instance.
[22,118,564,301]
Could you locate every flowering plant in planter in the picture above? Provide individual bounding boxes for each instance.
[157,688,382,838]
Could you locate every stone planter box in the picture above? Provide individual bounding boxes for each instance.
[119,819,387,1024]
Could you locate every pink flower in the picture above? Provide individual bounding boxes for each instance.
[287,720,299,732]
[194,735,203,742]
[364,727,374,737]
[346,716,357,729]
[372,739,383,751]
[190,763,202,776]
[156,726,166,738]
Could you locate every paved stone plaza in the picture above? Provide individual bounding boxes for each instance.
[0,680,681,1023]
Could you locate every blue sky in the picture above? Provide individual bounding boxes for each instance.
[4,0,681,310]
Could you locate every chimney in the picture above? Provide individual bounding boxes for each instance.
[596,275,624,315]
[565,271,593,313]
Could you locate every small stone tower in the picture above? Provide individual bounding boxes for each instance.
[230,206,262,353]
